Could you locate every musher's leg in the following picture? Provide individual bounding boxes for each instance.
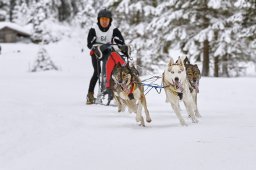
[86,52,101,104]
[105,52,126,88]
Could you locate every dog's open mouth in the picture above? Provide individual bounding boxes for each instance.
[173,80,182,90]
[191,80,199,93]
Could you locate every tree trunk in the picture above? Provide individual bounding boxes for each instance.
[214,56,219,77]
[202,39,210,76]
[132,10,140,24]
[222,54,229,77]
[9,0,16,22]
[163,41,171,54]
[152,0,158,7]
[136,55,142,67]
[136,49,142,74]
[71,1,79,15]
[58,0,72,22]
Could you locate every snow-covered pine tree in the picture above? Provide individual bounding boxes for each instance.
[202,0,236,77]
[74,0,96,28]
[233,0,256,75]
[147,0,249,77]
[31,46,58,72]
[106,0,157,73]
[205,0,256,77]
[30,0,63,43]
[12,0,31,26]
[0,0,9,21]
[147,0,188,69]
[30,0,48,43]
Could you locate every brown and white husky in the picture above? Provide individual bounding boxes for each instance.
[110,63,152,126]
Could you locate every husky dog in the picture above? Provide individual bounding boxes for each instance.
[111,63,151,126]
[163,57,198,126]
[182,57,201,117]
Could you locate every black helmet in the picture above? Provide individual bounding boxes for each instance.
[98,9,112,19]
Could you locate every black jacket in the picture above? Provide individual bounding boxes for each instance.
[87,23,125,49]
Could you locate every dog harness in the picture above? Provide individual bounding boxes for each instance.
[122,82,136,100]
[112,66,138,100]
[130,83,137,94]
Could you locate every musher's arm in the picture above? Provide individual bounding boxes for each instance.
[87,28,96,49]
[112,28,125,45]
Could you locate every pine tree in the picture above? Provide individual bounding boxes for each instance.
[74,0,96,28]
[234,0,256,75]
[197,0,235,77]
[147,1,205,72]
[30,0,59,43]
[107,0,157,72]
[209,0,256,77]
[0,0,9,21]
[31,46,58,72]
[12,0,30,26]
[147,0,244,77]
[31,0,47,43]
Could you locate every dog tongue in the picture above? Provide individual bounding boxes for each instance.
[193,81,199,93]
[175,82,183,92]
[195,86,199,93]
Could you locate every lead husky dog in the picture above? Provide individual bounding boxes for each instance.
[111,63,152,126]
[163,57,198,126]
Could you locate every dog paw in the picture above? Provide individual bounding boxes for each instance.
[180,121,187,126]
[139,123,145,127]
[140,118,145,127]
[136,115,141,122]
[195,113,202,118]
[146,118,152,123]
[192,118,199,123]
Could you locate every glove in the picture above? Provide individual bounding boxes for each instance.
[101,44,111,53]
[100,44,112,56]
[119,45,131,57]
[113,36,124,45]
[119,45,127,52]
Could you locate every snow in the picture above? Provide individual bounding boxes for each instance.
[234,0,252,8]
[1,33,256,170]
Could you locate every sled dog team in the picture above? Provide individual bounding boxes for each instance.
[109,56,201,127]
[86,8,201,126]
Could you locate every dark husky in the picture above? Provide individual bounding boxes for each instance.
[182,57,201,117]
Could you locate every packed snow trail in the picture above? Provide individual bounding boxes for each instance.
[0,40,256,170]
